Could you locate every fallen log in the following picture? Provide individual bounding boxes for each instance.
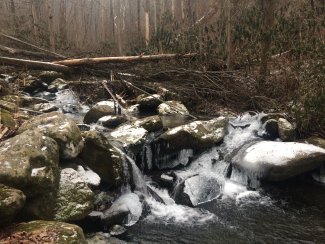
[0,57,72,73]
[0,44,55,59]
[53,53,197,66]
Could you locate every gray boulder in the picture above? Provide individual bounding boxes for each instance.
[0,184,26,225]
[232,141,325,182]
[84,101,116,124]
[278,118,296,141]
[0,130,59,196]
[48,78,68,92]
[98,115,127,128]
[137,94,162,111]
[0,100,17,113]
[80,131,124,186]
[17,111,84,159]
[32,103,59,113]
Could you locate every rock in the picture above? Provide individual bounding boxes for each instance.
[22,77,43,93]
[0,108,16,128]
[84,101,116,124]
[125,104,139,114]
[76,165,101,187]
[94,191,116,211]
[86,232,127,244]
[0,184,26,225]
[54,168,94,221]
[263,119,279,139]
[0,130,59,196]
[32,103,59,113]
[25,168,94,221]
[152,117,226,169]
[137,94,162,111]
[102,193,142,227]
[159,173,175,189]
[312,164,325,184]
[33,91,56,101]
[48,78,68,92]
[17,111,84,159]
[304,136,325,149]
[260,113,286,124]
[0,100,17,113]
[157,101,189,116]
[39,71,64,83]
[278,118,296,141]
[77,123,91,131]
[80,131,124,186]
[0,220,86,244]
[132,115,163,132]
[101,203,129,227]
[98,115,127,128]
[109,225,127,236]
[232,141,325,182]
[173,175,221,207]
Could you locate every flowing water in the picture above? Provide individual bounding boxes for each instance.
[41,90,325,243]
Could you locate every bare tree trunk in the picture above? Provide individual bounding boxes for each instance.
[259,0,276,80]
[46,0,55,51]
[9,0,17,32]
[59,0,67,45]
[145,0,150,45]
[225,0,232,70]
[110,0,116,50]
[31,0,40,42]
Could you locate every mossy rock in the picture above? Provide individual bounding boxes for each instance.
[0,129,59,197]
[0,108,16,128]
[0,79,11,96]
[80,131,124,186]
[0,184,26,226]
[17,111,84,159]
[0,220,86,244]
[0,100,17,113]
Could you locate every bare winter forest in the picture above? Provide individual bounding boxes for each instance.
[0,0,324,136]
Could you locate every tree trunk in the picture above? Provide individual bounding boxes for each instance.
[31,0,40,42]
[9,0,17,32]
[46,0,56,52]
[225,0,232,70]
[59,0,67,45]
[145,0,150,45]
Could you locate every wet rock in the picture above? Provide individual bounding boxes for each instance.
[159,173,175,189]
[101,203,129,227]
[1,94,49,107]
[232,141,325,181]
[137,94,162,111]
[32,103,58,113]
[80,131,124,186]
[173,175,221,207]
[48,78,68,92]
[125,104,139,114]
[0,108,16,128]
[312,164,325,184]
[0,184,26,226]
[94,191,116,211]
[260,113,286,124]
[77,123,91,131]
[25,168,94,221]
[0,220,87,244]
[98,115,127,128]
[263,119,279,139]
[153,117,226,169]
[158,101,189,116]
[0,100,17,112]
[133,115,163,132]
[33,91,56,101]
[84,100,116,124]
[39,71,64,83]
[22,77,43,93]
[109,225,127,236]
[0,130,59,196]
[278,118,296,141]
[102,193,142,227]
[17,111,84,159]
[86,232,127,244]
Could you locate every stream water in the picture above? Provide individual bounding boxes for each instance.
[47,89,325,243]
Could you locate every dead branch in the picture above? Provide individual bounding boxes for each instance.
[0,32,67,58]
[0,56,72,73]
[53,53,197,66]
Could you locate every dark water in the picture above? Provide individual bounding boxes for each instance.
[125,178,325,244]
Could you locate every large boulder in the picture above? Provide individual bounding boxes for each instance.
[0,184,26,225]
[0,130,59,196]
[232,141,325,182]
[84,101,116,124]
[0,220,86,244]
[17,111,84,159]
[157,101,189,116]
[152,117,226,169]
[80,131,124,186]
[25,168,94,221]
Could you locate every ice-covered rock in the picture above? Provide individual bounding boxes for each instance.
[232,141,325,181]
